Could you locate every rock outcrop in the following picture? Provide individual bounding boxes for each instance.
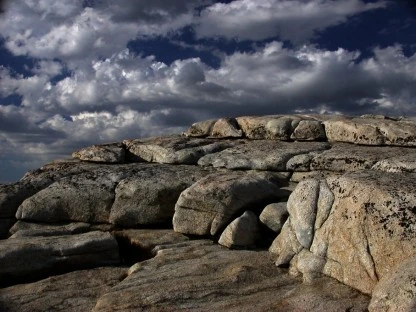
[1,113,415,311]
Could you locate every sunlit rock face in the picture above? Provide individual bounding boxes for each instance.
[1,113,415,311]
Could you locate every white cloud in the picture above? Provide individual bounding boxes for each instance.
[196,0,388,43]
[0,0,209,66]
[31,60,63,77]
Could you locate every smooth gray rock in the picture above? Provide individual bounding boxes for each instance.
[0,231,119,285]
[218,211,259,248]
[8,161,135,222]
[173,171,284,236]
[259,202,288,233]
[198,140,330,171]
[291,120,326,141]
[311,143,412,172]
[72,143,125,163]
[110,165,213,227]
[124,135,237,164]
[93,240,370,312]
[0,267,127,312]
[1,162,126,222]
[287,179,320,249]
[16,172,119,223]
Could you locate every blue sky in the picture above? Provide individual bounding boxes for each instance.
[0,0,416,183]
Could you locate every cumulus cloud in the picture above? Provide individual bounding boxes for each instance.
[0,0,210,66]
[196,0,389,43]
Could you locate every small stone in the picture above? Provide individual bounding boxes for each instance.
[259,202,288,233]
[218,211,259,248]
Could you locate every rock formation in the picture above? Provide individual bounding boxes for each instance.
[1,114,415,311]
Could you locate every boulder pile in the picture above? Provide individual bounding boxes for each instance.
[1,114,416,311]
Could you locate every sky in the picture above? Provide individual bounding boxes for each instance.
[0,0,416,183]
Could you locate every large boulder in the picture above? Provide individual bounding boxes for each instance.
[15,169,122,224]
[109,165,213,227]
[271,171,416,295]
[173,171,285,236]
[0,231,119,286]
[93,240,370,311]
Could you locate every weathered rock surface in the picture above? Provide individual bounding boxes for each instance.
[93,240,370,311]
[0,231,119,286]
[16,170,121,224]
[173,171,285,236]
[0,267,127,312]
[110,165,213,227]
[372,154,416,173]
[311,143,415,172]
[198,140,330,171]
[259,202,289,233]
[72,143,126,163]
[324,117,416,146]
[123,135,237,164]
[218,211,259,248]
[369,256,416,312]
[272,171,416,294]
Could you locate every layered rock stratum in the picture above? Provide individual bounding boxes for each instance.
[1,114,416,311]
